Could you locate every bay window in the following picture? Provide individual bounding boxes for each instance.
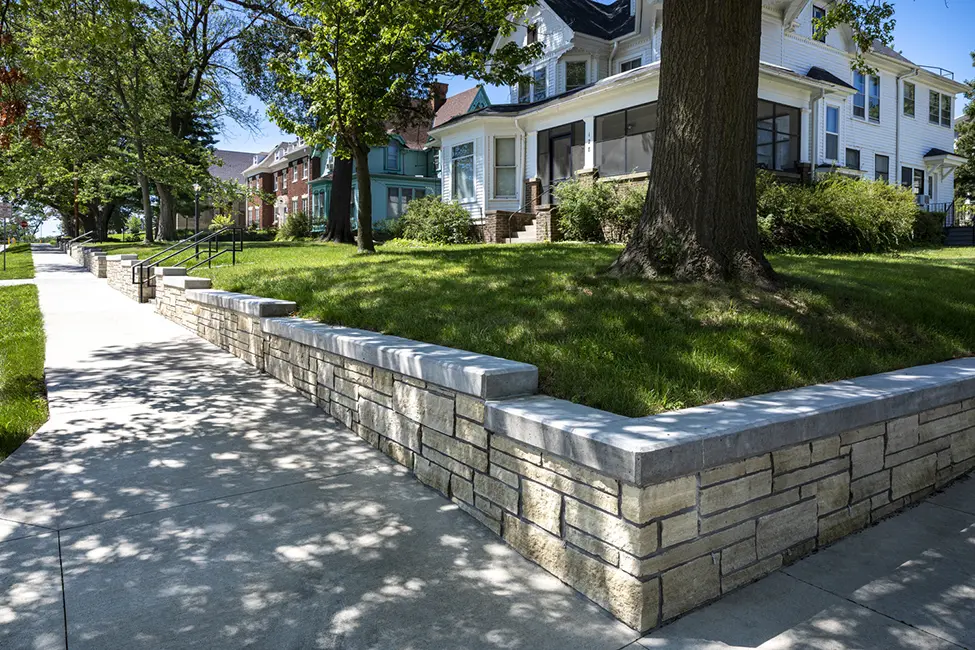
[595,103,656,177]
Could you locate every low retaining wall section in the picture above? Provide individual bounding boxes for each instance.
[145,275,975,632]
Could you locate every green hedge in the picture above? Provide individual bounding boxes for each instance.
[400,196,477,244]
[757,171,928,253]
[553,178,645,243]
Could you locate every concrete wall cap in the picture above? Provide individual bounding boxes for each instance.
[487,358,975,487]
[261,316,539,400]
[187,289,296,317]
[106,254,139,261]
[162,276,212,290]
[153,267,187,277]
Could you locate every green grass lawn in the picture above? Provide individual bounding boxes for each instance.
[119,239,972,418]
[0,285,47,460]
[0,243,35,280]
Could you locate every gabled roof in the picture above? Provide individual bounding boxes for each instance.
[433,87,488,128]
[210,149,262,182]
[543,0,634,41]
[872,41,915,66]
[924,148,954,157]
[807,66,856,91]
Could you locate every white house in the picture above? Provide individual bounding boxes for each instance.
[427,0,969,235]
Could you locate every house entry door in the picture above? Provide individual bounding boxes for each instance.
[551,135,573,185]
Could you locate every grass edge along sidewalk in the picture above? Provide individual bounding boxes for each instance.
[0,243,36,281]
[0,284,47,460]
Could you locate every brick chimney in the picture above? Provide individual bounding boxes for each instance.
[430,82,449,113]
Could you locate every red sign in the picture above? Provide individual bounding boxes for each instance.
[19,220,28,229]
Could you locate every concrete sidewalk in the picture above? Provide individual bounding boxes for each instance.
[2,246,974,650]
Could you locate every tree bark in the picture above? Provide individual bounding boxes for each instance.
[155,182,177,240]
[610,0,773,284]
[322,157,355,244]
[97,202,116,241]
[353,144,375,253]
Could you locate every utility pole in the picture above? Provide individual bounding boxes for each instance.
[193,183,201,257]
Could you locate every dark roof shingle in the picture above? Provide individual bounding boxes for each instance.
[544,0,634,40]
[433,87,484,128]
[209,149,261,183]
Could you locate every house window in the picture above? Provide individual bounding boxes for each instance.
[853,72,866,119]
[527,24,537,45]
[518,79,530,104]
[273,174,278,191]
[825,106,839,161]
[903,82,915,117]
[875,154,890,182]
[901,166,925,195]
[386,140,401,170]
[302,159,309,179]
[566,61,587,91]
[387,187,426,218]
[533,68,547,102]
[292,198,298,214]
[757,100,801,171]
[292,165,298,182]
[596,103,656,177]
[854,72,880,122]
[812,5,827,42]
[494,137,517,198]
[282,171,288,190]
[302,197,308,213]
[620,58,641,73]
[845,148,860,171]
[451,142,475,201]
[929,91,951,126]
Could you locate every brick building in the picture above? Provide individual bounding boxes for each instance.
[243,140,321,228]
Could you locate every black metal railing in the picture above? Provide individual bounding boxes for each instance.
[919,65,955,80]
[131,226,244,302]
[928,201,957,227]
[62,230,93,250]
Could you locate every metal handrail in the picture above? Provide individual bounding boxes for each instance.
[131,226,244,302]
[66,230,94,245]
[135,229,215,268]
[919,65,955,80]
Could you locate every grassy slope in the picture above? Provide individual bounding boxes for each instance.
[0,285,47,460]
[169,241,975,417]
[0,243,36,280]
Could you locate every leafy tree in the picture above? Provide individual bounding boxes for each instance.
[610,0,895,283]
[253,0,540,253]
[956,52,975,201]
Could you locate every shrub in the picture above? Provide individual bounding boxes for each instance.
[374,217,405,242]
[913,211,945,247]
[756,171,919,253]
[209,213,234,231]
[400,195,476,244]
[276,211,312,241]
[126,215,142,241]
[604,182,646,243]
[554,178,611,241]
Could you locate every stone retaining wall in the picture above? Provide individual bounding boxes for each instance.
[147,276,975,632]
[106,255,154,302]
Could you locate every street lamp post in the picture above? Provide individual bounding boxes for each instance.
[0,202,11,273]
[193,183,201,257]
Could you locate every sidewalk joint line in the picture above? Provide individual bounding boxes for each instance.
[925,499,975,519]
[57,530,70,650]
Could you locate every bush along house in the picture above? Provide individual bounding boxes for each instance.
[305,85,490,233]
[242,140,320,229]
[426,0,969,243]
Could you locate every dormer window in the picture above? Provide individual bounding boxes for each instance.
[527,25,538,45]
[812,6,827,43]
[620,58,641,73]
[566,61,587,91]
[386,139,401,170]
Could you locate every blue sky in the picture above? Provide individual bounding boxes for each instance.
[217,0,974,153]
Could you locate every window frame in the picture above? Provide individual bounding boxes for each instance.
[493,137,518,199]
[929,90,941,124]
[386,140,401,171]
[532,67,547,102]
[853,72,880,123]
[756,100,801,172]
[526,24,537,45]
[845,147,860,171]
[451,141,476,202]
[595,102,657,177]
[812,5,827,42]
[565,60,588,92]
[875,154,890,182]
[302,159,309,179]
[292,165,298,182]
[868,74,881,123]
[903,81,915,118]
[939,93,952,127]
[619,58,641,73]
[825,105,840,161]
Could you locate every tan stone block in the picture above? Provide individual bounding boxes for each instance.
[372,369,394,395]
[450,474,474,505]
[773,457,849,492]
[456,395,485,423]
[700,471,771,516]
[622,475,697,524]
[773,444,811,474]
[455,499,500,535]
[623,522,753,577]
[333,376,359,400]
[951,428,975,463]
[919,409,975,442]
[810,436,842,464]
[722,555,782,593]
[840,423,885,446]
[502,515,659,631]
[885,439,948,468]
[721,539,757,575]
[490,437,542,464]
[454,418,488,449]
[564,498,657,556]
[474,473,519,513]
[476,495,503,521]
[662,555,720,621]
[851,470,890,503]
[542,454,618,495]
[756,500,817,558]
[489,464,520,488]
[700,460,747,487]
[379,437,413,469]
[422,447,474,480]
[358,386,392,409]
[393,381,454,434]
[919,401,963,424]
[415,456,450,494]
[819,500,870,546]
[891,454,937,500]
[424,428,488,472]
[359,398,420,451]
[815,472,851,515]
[522,480,562,535]
[851,436,885,479]
[565,526,620,565]
[661,511,698,548]
[700,488,799,535]
[887,414,920,454]
[493,451,618,513]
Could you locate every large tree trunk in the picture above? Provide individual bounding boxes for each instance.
[155,182,177,240]
[610,0,773,284]
[323,157,355,244]
[353,145,375,253]
[97,202,116,241]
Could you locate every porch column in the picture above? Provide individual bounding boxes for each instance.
[583,116,596,172]
[525,131,538,180]
[800,108,811,164]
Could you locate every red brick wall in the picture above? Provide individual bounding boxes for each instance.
[247,173,275,229]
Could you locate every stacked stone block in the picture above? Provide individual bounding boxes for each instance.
[141,278,975,634]
[106,255,151,302]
